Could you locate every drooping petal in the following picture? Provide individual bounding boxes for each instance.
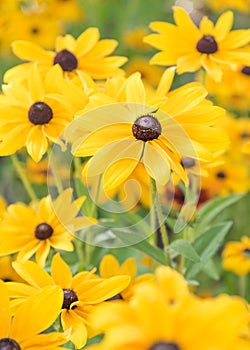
[11,286,63,341]
[35,240,51,267]
[143,142,170,185]
[16,239,40,263]
[200,54,222,82]
[26,126,48,162]
[61,309,88,349]
[51,253,72,288]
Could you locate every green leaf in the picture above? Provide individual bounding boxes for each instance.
[195,194,243,235]
[185,221,232,279]
[170,239,200,262]
[202,259,220,281]
[133,239,169,265]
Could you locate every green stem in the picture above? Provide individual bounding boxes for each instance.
[47,145,64,194]
[11,154,37,201]
[150,178,172,266]
[238,275,246,299]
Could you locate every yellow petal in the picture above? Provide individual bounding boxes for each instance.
[12,260,54,288]
[35,240,51,267]
[156,67,175,96]
[11,40,53,63]
[173,7,199,36]
[220,29,250,49]
[16,239,40,263]
[11,286,63,341]
[6,281,36,298]
[121,257,136,277]
[199,16,214,35]
[200,54,222,82]
[28,64,45,101]
[75,27,100,57]
[0,280,11,337]
[176,52,202,74]
[21,331,68,350]
[51,253,72,288]
[214,11,233,42]
[85,39,118,58]
[0,125,30,156]
[61,309,88,349]
[79,275,131,303]
[99,255,120,278]
[143,142,170,185]
[125,72,146,107]
[26,126,48,162]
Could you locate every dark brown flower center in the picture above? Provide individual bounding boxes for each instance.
[28,102,53,125]
[216,171,226,179]
[62,289,78,309]
[0,338,21,350]
[196,35,218,54]
[132,115,161,142]
[240,132,250,139]
[181,157,196,169]
[241,66,250,76]
[34,222,53,240]
[54,49,78,71]
[149,342,180,350]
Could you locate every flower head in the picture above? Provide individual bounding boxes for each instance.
[222,236,250,275]
[6,27,127,81]
[7,253,131,349]
[0,64,75,162]
[144,7,250,81]
[0,188,96,267]
[0,280,67,350]
[70,69,228,192]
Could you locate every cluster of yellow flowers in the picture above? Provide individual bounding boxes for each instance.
[0,2,250,349]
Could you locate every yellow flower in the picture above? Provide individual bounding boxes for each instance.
[222,236,250,275]
[89,281,250,350]
[0,256,24,282]
[201,154,250,196]
[0,188,96,267]
[205,65,250,111]
[0,64,74,162]
[0,196,7,220]
[99,254,154,301]
[206,0,250,13]
[0,280,67,349]
[125,57,164,87]
[44,0,85,21]
[7,27,127,81]
[123,26,152,51]
[8,253,131,349]
[144,7,250,82]
[70,69,228,191]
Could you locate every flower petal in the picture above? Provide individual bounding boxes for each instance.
[99,255,121,278]
[51,253,72,288]
[35,240,51,267]
[12,260,54,288]
[214,11,233,42]
[61,309,88,349]
[75,27,100,57]
[26,126,48,162]
[200,54,222,82]
[143,142,170,185]
[28,64,45,101]
[11,285,63,341]
[11,40,53,63]
[0,281,11,337]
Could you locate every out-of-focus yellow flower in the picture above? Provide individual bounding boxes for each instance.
[0,280,67,349]
[0,188,96,267]
[88,273,250,350]
[0,196,7,220]
[44,0,84,21]
[206,0,250,13]
[99,254,154,301]
[8,28,127,80]
[205,65,250,111]
[222,236,250,275]
[123,26,152,51]
[125,57,164,87]
[144,7,250,82]
[8,253,130,349]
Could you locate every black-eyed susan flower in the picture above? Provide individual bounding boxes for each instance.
[0,188,96,267]
[88,277,250,350]
[0,280,67,350]
[144,7,250,82]
[7,253,131,349]
[70,69,228,192]
[6,27,127,81]
[205,65,250,111]
[99,254,154,301]
[222,236,250,275]
[0,64,75,162]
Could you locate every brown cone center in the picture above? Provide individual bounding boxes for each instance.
[196,35,218,54]
[54,49,78,71]
[28,102,53,125]
[132,115,161,142]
